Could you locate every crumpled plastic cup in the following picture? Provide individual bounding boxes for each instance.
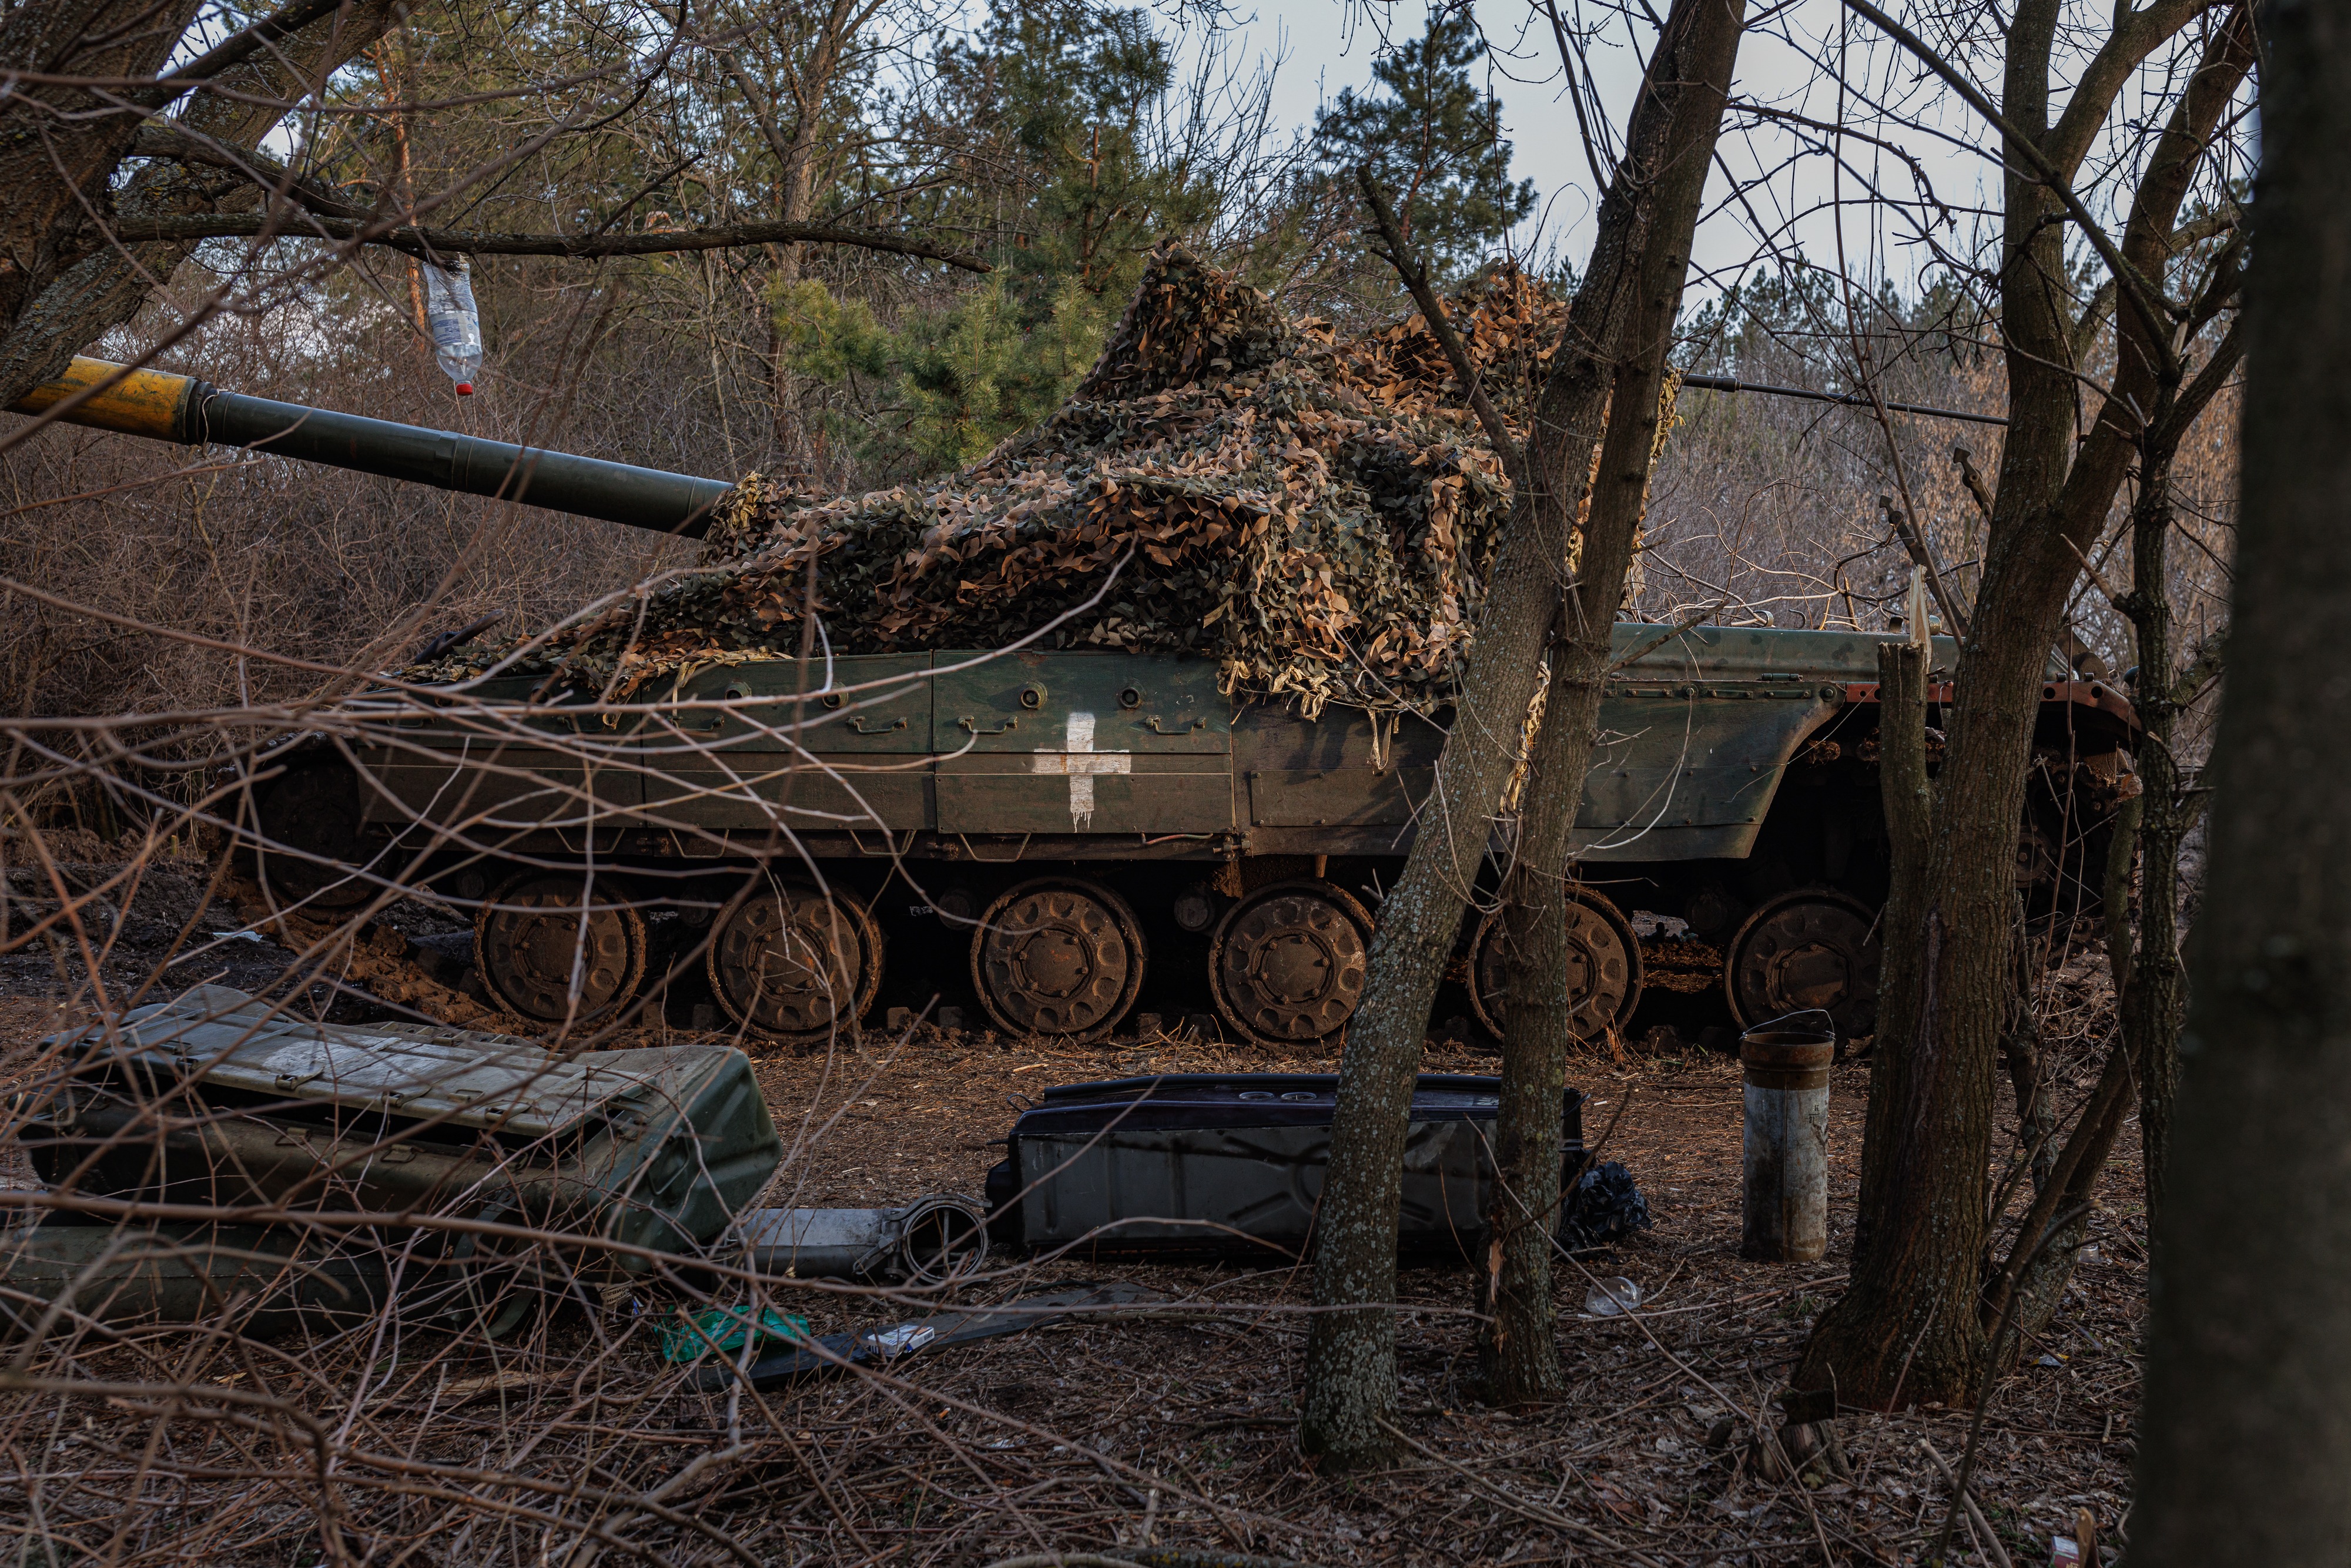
[1584,1276,1643,1316]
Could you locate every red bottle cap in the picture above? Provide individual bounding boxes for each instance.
[456,383,475,396]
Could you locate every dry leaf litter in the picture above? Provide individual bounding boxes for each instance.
[0,976,2145,1567]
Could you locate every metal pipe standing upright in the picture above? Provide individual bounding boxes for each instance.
[1739,1016,1836,1261]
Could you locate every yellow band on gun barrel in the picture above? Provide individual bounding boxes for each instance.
[6,357,197,440]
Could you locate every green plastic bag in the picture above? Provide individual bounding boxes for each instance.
[659,1304,810,1363]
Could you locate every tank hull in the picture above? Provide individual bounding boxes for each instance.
[251,624,2138,1046]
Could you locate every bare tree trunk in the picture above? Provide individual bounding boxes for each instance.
[0,0,206,396]
[1299,0,1744,1468]
[1970,457,2224,1341]
[1802,639,1936,1370]
[1999,959,2057,1200]
[1475,0,1746,1403]
[721,1,855,468]
[0,0,403,403]
[1867,638,1934,1235]
[2132,1,2351,1550]
[372,35,431,344]
[2119,441,2188,1221]
[1796,0,2252,1410]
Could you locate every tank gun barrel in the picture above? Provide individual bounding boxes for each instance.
[8,357,732,538]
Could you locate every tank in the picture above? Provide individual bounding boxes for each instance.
[11,359,2142,1048]
[8,355,730,532]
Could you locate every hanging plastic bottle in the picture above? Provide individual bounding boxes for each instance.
[422,256,483,395]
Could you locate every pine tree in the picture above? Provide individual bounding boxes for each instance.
[785,0,1215,472]
[1314,10,1536,277]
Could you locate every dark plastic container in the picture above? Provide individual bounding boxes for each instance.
[984,1073,1584,1260]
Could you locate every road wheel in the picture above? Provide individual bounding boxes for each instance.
[969,878,1145,1043]
[250,756,373,909]
[1209,879,1374,1047]
[706,883,881,1044]
[474,870,648,1026]
[1723,887,1881,1039]
[1468,887,1642,1043]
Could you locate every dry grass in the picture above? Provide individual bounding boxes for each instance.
[0,934,2146,1566]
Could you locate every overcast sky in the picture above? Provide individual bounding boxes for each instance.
[1227,0,2007,300]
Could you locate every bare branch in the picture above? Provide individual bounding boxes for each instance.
[1835,0,2182,371]
[128,124,373,222]
[146,0,354,103]
[1880,494,1971,638]
[1353,167,1525,478]
[103,210,993,272]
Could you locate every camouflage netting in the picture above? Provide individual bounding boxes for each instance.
[407,246,1573,717]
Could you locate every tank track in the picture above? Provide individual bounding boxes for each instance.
[221,871,526,1033]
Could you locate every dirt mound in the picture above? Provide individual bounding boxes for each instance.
[410,246,1565,717]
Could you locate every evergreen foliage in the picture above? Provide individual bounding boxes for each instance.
[1311,9,1536,278]
[784,0,1218,473]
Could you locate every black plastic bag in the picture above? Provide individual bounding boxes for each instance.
[1561,1160,1652,1250]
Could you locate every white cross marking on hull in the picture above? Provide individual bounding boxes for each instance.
[1032,710,1130,829]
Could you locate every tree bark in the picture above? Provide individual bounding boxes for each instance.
[0,0,207,354]
[2132,0,2351,1550]
[1298,0,1746,1468]
[1870,637,1934,1244]
[369,38,432,344]
[1799,639,1935,1385]
[2119,441,2187,1221]
[1972,515,2235,1348]
[1981,2,2253,1360]
[1475,0,1746,1405]
[0,0,403,406]
[1796,0,2250,1410]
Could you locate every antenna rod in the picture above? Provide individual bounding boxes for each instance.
[1679,373,2009,427]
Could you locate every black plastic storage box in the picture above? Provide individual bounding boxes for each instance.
[984,1073,1585,1260]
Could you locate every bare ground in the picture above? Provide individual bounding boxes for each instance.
[0,936,2144,1567]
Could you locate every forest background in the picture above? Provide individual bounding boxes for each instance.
[0,0,2236,763]
[0,0,2293,1554]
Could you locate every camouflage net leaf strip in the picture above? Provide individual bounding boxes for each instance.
[411,246,1577,719]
